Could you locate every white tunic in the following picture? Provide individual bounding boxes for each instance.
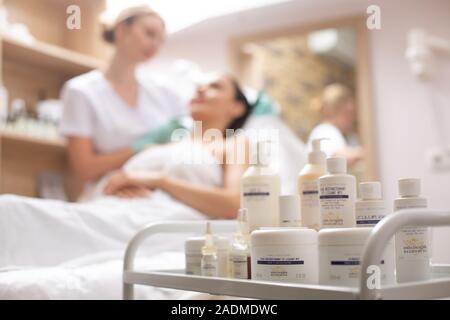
[59,70,187,153]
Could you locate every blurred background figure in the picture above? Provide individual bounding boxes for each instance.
[307,83,363,167]
[60,5,187,199]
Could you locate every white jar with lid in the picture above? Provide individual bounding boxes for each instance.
[318,228,395,287]
[251,228,318,284]
[185,236,230,277]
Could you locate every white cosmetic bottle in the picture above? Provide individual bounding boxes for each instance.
[355,182,386,227]
[319,157,356,229]
[394,178,430,283]
[230,208,251,279]
[241,141,280,232]
[279,195,302,227]
[298,138,327,230]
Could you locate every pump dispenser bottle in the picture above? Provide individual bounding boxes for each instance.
[298,138,327,230]
[201,222,218,277]
[241,141,280,232]
[319,157,356,229]
[230,208,251,279]
[394,178,430,283]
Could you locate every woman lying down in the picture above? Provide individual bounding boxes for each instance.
[0,74,253,269]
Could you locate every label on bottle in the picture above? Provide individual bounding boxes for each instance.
[185,253,202,276]
[326,252,362,286]
[201,255,218,277]
[299,180,320,230]
[255,256,307,282]
[252,246,317,284]
[396,226,430,260]
[231,253,250,279]
[355,201,386,227]
[319,179,356,228]
[242,181,279,231]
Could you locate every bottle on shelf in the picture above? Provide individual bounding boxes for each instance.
[230,208,251,279]
[394,178,430,283]
[355,181,387,227]
[241,141,280,232]
[319,157,356,229]
[279,195,302,227]
[298,138,327,230]
[201,222,218,277]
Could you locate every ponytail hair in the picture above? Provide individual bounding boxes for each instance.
[310,83,353,118]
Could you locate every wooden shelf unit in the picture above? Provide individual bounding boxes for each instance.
[0,0,108,200]
[2,34,105,78]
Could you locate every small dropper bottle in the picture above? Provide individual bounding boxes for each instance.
[230,208,251,279]
[201,222,218,277]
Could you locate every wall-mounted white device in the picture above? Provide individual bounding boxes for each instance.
[405,29,450,80]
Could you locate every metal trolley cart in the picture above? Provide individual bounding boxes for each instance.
[123,209,450,300]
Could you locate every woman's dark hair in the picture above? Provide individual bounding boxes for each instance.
[226,77,253,135]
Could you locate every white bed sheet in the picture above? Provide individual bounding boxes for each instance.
[0,115,306,300]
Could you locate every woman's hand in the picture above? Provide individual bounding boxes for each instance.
[104,170,164,196]
[113,186,151,198]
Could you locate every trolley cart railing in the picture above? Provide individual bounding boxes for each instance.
[123,209,450,300]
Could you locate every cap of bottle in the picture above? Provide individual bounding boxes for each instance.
[326,157,347,174]
[279,195,301,227]
[359,182,382,200]
[254,140,273,166]
[398,178,421,197]
[237,208,249,235]
[308,138,327,165]
[204,221,214,246]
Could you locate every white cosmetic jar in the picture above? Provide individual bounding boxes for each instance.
[251,228,318,284]
[318,227,395,287]
[185,236,230,277]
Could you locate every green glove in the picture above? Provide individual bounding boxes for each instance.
[251,92,278,116]
[132,118,187,153]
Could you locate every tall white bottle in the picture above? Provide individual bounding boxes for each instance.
[241,141,280,232]
[298,139,327,230]
[394,178,430,283]
[355,182,386,227]
[319,157,356,229]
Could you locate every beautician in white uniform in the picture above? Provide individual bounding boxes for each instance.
[60,5,186,196]
[308,83,363,166]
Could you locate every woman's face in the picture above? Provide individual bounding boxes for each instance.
[190,76,245,126]
[116,15,165,63]
[334,99,357,133]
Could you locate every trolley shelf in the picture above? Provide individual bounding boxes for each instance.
[123,210,450,300]
[124,269,358,300]
[123,265,450,300]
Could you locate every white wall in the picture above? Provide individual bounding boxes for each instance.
[151,0,450,262]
